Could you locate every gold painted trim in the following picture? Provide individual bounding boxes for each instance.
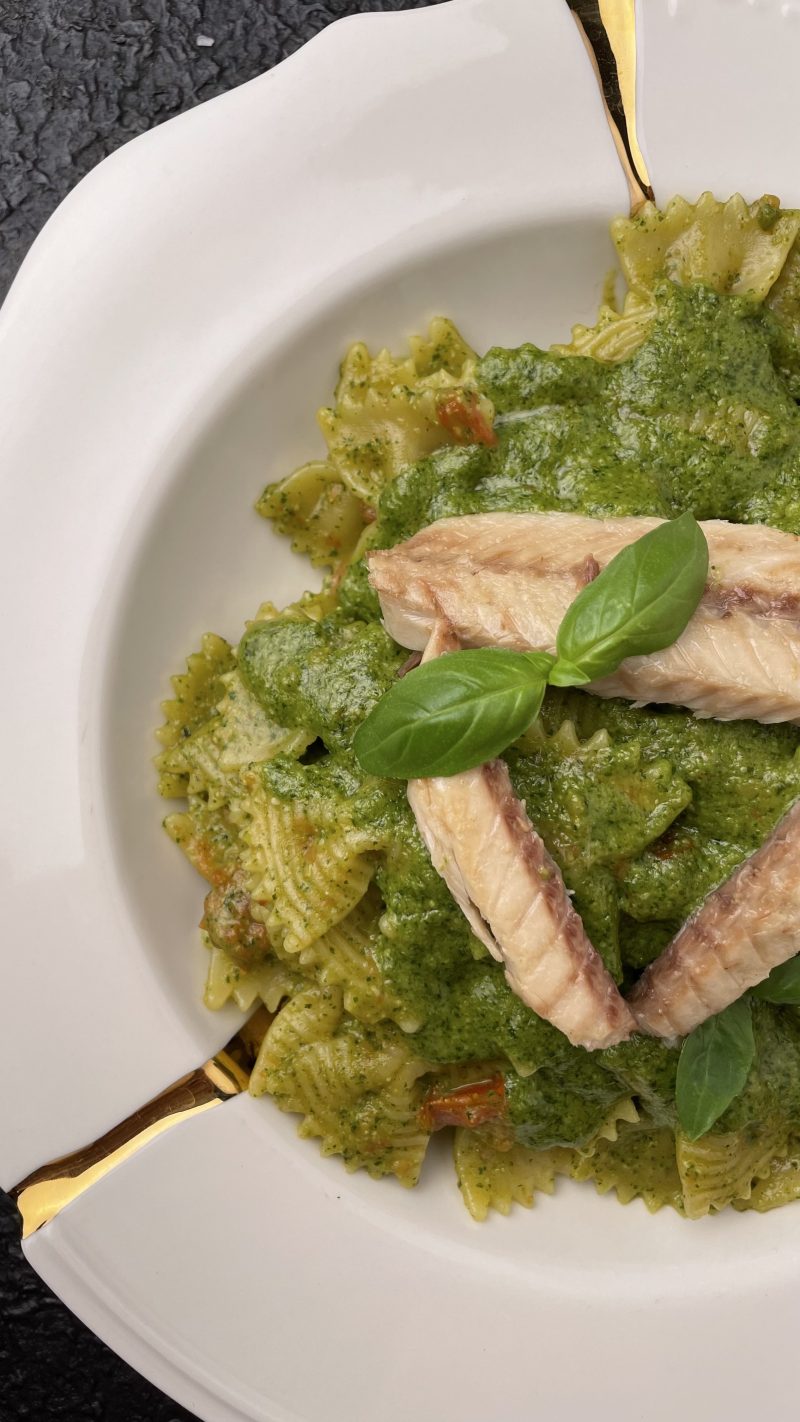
[566,0,654,213]
[11,1008,273,1240]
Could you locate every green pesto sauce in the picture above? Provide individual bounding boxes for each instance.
[238,615,405,750]
[717,1001,800,1133]
[506,734,692,981]
[248,278,800,1152]
[340,281,800,621]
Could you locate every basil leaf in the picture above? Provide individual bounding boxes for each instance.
[556,513,709,683]
[675,999,755,1141]
[751,957,800,1005]
[353,649,548,778]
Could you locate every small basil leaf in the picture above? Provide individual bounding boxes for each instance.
[675,998,755,1141]
[353,649,546,778]
[556,513,709,683]
[751,957,800,1005]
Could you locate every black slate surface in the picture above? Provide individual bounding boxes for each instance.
[0,3,443,1418]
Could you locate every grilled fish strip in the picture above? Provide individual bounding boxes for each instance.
[629,799,800,1038]
[406,622,636,1050]
[369,512,800,724]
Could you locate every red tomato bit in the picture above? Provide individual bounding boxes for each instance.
[420,1073,507,1131]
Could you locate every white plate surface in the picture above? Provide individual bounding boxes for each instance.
[2,1,800,1418]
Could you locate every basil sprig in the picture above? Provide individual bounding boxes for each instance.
[354,514,708,779]
[675,999,755,1141]
[752,956,800,1005]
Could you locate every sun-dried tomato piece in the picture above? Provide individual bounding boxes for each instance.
[436,390,497,447]
[420,1073,507,1131]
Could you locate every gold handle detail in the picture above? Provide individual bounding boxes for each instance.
[11,1010,271,1240]
[567,0,654,212]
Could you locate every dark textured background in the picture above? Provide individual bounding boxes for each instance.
[0,2,442,1417]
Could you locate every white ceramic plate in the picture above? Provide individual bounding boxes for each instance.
[3,1,800,1418]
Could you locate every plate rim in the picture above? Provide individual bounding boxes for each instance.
[5,0,800,1418]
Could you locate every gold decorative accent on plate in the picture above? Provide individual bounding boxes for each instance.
[11,1007,273,1240]
[566,0,654,212]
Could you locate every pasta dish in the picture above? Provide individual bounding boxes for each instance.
[156,195,800,1219]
